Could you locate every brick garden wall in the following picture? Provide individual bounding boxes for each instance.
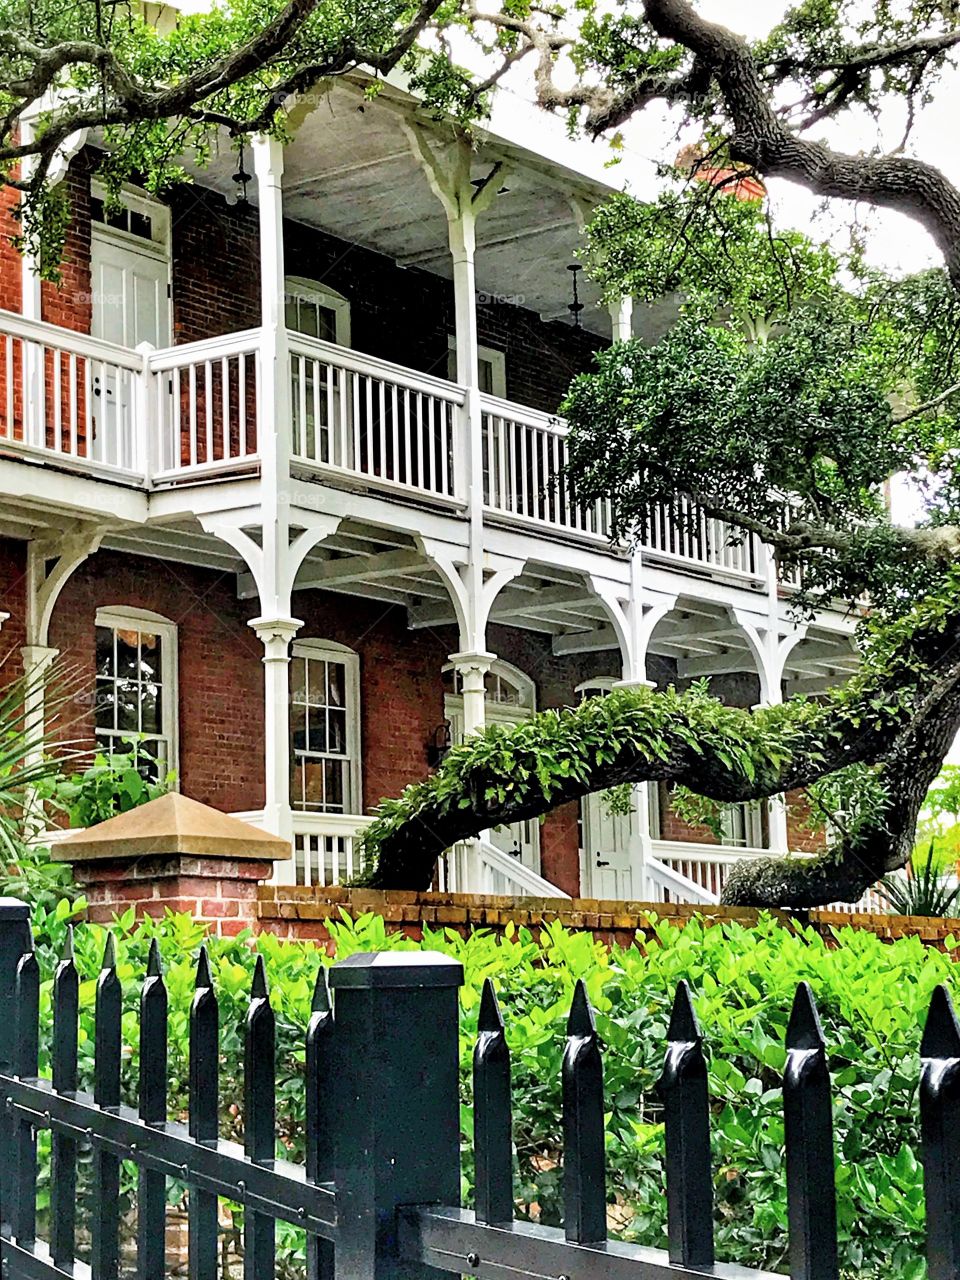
[256,884,960,951]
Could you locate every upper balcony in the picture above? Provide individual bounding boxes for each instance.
[0,308,770,589]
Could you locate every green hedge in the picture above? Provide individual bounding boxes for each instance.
[23,902,956,1278]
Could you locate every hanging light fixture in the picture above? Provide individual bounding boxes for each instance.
[567,263,584,328]
[232,140,251,206]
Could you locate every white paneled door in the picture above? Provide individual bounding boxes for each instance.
[91,228,170,469]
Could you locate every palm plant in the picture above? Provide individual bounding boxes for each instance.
[881,841,960,918]
[0,651,85,856]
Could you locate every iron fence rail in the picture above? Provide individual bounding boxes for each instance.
[0,898,957,1280]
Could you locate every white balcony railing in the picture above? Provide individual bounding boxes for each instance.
[643,496,763,580]
[481,395,612,540]
[288,333,464,503]
[0,309,766,583]
[0,311,145,480]
[150,330,262,481]
[284,812,375,887]
[284,816,569,898]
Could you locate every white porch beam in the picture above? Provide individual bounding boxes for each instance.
[283,150,410,193]
[292,548,429,591]
[489,585,599,620]
[678,650,762,680]
[398,218,574,267]
[552,627,621,656]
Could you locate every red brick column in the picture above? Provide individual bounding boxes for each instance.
[75,853,273,936]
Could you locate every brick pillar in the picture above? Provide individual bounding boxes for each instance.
[73,853,274,935]
[51,792,291,935]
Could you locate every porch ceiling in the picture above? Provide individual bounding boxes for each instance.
[189,79,676,344]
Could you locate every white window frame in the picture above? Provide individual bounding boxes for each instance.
[290,638,362,813]
[94,605,179,779]
[444,657,535,719]
[447,335,507,398]
[285,277,351,347]
[90,180,171,261]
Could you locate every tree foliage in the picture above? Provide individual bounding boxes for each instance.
[8,0,960,903]
[360,185,960,904]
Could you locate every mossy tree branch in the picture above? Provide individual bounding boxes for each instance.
[360,584,960,901]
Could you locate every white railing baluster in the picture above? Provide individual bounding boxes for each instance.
[204,360,213,464]
[313,360,323,464]
[221,356,230,462]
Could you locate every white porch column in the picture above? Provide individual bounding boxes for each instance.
[252,135,293,619]
[449,649,494,737]
[249,615,302,841]
[19,119,42,322]
[608,296,633,344]
[249,139,299,847]
[607,564,677,899]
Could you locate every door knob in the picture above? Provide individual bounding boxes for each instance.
[595,854,610,867]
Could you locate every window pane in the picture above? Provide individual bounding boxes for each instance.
[116,629,139,679]
[139,631,161,680]
[95,627,114,677]
[478,358,494,395]
[115,679,139,732]
[290,657,306,702]
[327,708,346,754]
[141,686,161,735]
[302,760,325,808]
[306,662,326,706]
[324,759,345,810]
[317,306,337,344]
[94,679,115,730]
[298,300,319,338]
[327,662,345,707]
[307,716,328,753]
[291,702,307,752]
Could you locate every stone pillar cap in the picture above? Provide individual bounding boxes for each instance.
[52,792,291,863]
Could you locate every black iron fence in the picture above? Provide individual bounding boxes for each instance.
[0,898,958,1279]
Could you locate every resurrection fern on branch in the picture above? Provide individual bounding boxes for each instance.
[359,575,960,905]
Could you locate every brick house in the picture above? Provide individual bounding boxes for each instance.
[0,76,857,904]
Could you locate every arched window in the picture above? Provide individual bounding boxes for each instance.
[285,277,351,347]
[94,606,178,778]
[289,639,361,813]
[442,659,535,712]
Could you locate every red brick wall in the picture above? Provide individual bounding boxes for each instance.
[0,180,21,314]
[47,547,265,813]
[0,539,28,669]
[787,790,825,853]
[40,155,93,333]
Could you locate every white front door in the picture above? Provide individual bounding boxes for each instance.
[577,680,635,899]
[90,217,170,468]
[581,788,634,899]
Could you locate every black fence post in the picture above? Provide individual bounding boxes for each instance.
[0,897,32,1238]
[329,950,463,1280]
